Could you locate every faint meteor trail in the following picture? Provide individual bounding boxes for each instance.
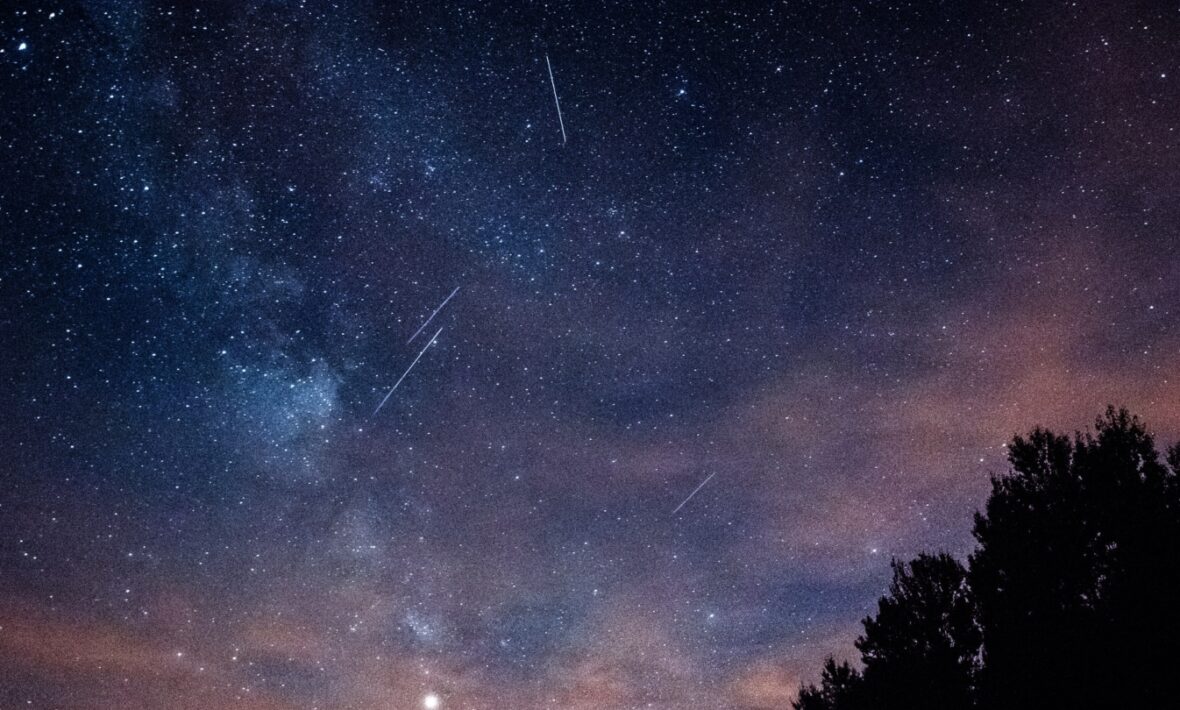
[672,472,717,515]
[545,54,567,144]
[373,326,444,416]
[407,286,459,344]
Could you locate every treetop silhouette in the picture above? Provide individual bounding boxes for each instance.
[794,407,1180,710]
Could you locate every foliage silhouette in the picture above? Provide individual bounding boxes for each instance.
[969,407,1180,708]
[856,553,979,710]
[794,555,978,710]
[793,408,1180,710]
[794,658,865,710]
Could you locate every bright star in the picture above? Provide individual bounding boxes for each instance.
[423,693,441,709]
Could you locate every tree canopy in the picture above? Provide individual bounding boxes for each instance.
[794,408,1180,710]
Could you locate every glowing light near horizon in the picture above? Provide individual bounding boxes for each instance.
[423,693,441,709]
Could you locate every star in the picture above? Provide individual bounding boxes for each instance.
[0,2,1174,708]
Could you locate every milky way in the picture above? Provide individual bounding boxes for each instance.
[2,2,1178,708]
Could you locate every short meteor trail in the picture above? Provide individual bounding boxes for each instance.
[672,472,717,515]
[407,286,459,344]
[545,54,567,145]
[373,326,443,416]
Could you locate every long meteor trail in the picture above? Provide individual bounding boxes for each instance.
[672,472,717,515]
[407,286,459,344]
[545,54,567,145]
[373,326,444,417]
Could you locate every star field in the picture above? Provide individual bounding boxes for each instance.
[1,2,1178,708]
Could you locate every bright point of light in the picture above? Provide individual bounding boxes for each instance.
[423,693,441,709]
[18,42,28,51]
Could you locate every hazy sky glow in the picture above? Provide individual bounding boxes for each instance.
[1,2,1178,708]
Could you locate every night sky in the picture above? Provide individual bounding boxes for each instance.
[2,2,1179,708]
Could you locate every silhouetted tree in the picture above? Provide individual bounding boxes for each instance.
[792,408,1180,710]
[856,553,979,710]
[793,554,979,710]
[794,658,864,710]
[969,407,1180,709]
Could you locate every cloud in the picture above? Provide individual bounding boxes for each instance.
[0,598,298,710]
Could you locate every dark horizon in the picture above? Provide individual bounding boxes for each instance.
[1,2,1178,708]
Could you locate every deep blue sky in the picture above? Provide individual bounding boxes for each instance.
[2,2,1178,708]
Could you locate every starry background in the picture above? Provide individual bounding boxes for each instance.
[1,1,1178,708]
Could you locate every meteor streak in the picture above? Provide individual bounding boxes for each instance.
[672,472,717,515]
[407,286,459,344]
[373,326,444,416]
[545,54,567,145]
